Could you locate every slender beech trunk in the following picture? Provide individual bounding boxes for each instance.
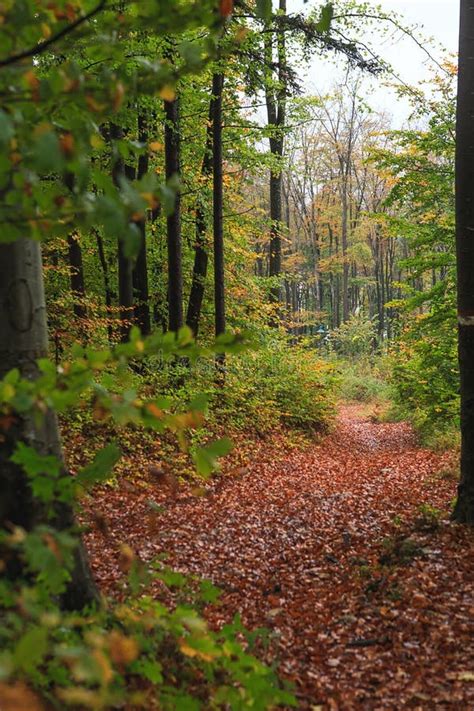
[67,233,87,320]
[63,174,87,322]
[110,123,134,342]
[265,0,287,311]
[341,183,350,322]
[212,73,226,342]
[0,240,99,608]
[95,229,114,343]
[164,90,183,332]
[453,0,474,524]
[132,111,151,335]
[186,97,214,337]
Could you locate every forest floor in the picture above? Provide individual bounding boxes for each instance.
[84,405,474,710]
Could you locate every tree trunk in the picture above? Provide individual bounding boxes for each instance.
[0,239,99,608]
[67,232,87,320]
[110,123,134,342]
[132,111,151,336]
[186,97,214,337]
[95,229,114,343]
[212,73,226,340]
[265,0,287,313]
[341,185,350,322]
[453,0,474,524]
[164,92,183,333]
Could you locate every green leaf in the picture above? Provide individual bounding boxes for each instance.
[32,131,64,173]
[256,0,272,21]
[11,443,61,478]
[131,658,163,684]
[76,444,121,489]
[14,626,48,673]
[199,579,221,604]
[193,438,232,477]
[315,2,333,34]
[0,110,14,147]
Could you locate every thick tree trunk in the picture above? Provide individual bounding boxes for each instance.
[186,98,214,338]
[453,0,474,524]
[67,233,87,320]
[132,111,151,336]
[164,93,183,332]
[0,240,99,608]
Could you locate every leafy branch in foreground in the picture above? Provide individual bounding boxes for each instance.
[0,326,295,709]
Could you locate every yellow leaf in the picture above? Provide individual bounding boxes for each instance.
[0,683,45,711]
[57,687,100,706]
[108,631,139,666]
[457,672,474,682]
[117,543,135,573]
[159,85,176,102]
[179,641,214,662]
[92,649,113,684]
[146,403,164,419]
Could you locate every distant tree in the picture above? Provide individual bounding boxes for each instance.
[132,110,151,336]
[164,50,184,333]
[186,92,214,338]
[212,72,226,345]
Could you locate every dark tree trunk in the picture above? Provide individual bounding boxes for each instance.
[164,92,183,332]
[341,187,350,322]
[63,173,87,323]
[67,232,87,320]
[212,73,226,344]
[95,229,114,343]
[132,111,151,336]
[0,239,99,609]
[453,0,474,524]
[186,97,214,338]
[269,167,283,282]
[265,0,287,313]
[110,123,134,342]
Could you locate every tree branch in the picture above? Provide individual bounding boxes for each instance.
[0,0,107,68]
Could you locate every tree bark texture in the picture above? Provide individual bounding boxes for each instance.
[453,0,474,524]
[0,239,99,608]
[132,111,151,336]
[186,96,214,337]
[212,72,226,341]
[110,123,134,342]
[164,93,184,333]
[67,232,87,320]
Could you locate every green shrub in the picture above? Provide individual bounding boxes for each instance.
[0,552,295,710]
[387,314,459,442]
[143,336,337,436]
[330,314,377,359]
[336,358,392,404]
[0,330,296,710]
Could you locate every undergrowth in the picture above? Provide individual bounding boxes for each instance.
[331,356,393,409]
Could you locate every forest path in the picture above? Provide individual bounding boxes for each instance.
[87,406,474,710]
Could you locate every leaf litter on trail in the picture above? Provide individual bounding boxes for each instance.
[82,405,474,709]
